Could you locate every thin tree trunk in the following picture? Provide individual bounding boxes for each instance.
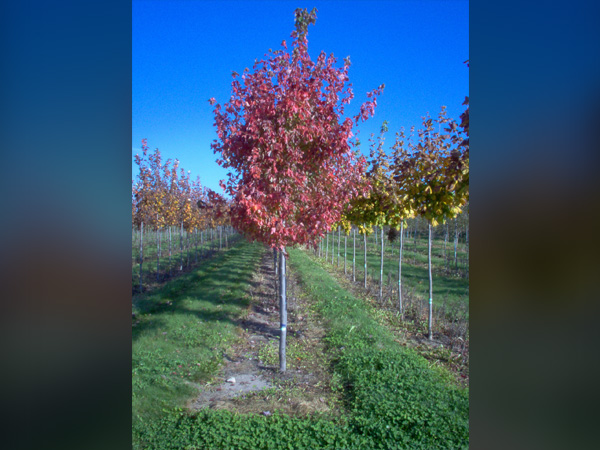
[273,247,278,275]
[139,222,144,292]
[444,222,449,271]
[379,226,384,299]
[279,248,287,372]
[186,229,190,269]
[168,226,172,277]
[337,226,341,268]
[156,225,161,282]
[352,227,356,282]
[414,218,418,264]
[399,222,404,318]
[344,233,347,274]
[179,222,184,271]
[331,230,335,265]
[428,222,433,341]
[454,218,458,270]
[363,225,368,289]
[325,232,329,261]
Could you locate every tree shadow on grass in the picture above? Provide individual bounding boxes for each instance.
[132,241,264,343]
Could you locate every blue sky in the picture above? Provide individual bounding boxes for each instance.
[133,0,469,194]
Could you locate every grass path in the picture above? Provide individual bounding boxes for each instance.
[132,239,263,434]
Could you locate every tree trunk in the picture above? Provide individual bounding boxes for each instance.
[273,247,278,275]
[444,221,449,271]
[186,229,190,269]
[344,233,347,274]
[179,222,184,271]
[200,229,204,259]
[363,225,368,289]
[428,222,433,341]
[454,218,458,270]
[156,225,161,282]
[168,226,172,277]
[139,222,144,292]
[398,222,404,318]
[337,227,341,267]
[414,219,418,264]
[279,248,287,372]
[331,230,335,265]
[325,232,329,261]
[379,226,384,299]
[194,229,198,264]
[352,227,356,282]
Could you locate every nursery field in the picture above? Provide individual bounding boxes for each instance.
[132,238,469,449]
[131,225,240,294]
[320,226,469,313]
[132,7,470,448]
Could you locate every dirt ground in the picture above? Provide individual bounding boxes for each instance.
[186,248,343,416]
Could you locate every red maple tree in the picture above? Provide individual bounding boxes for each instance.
[210,8,383,372]
[210,8,383,251]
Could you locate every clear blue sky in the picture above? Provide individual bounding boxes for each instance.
[133,0,469,194]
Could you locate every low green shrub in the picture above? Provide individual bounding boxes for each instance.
[134,409,363,450]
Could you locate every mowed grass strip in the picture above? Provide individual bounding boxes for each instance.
[132,240,263,432]
[288,246,469,450]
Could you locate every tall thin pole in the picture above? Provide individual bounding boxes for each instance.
[363,226,368,289]
[399,222,404,318]
[156,223,161,282]
[139,222,144,292]
[352,227,356,282]
[180,222,184,271]
[379,226,384,299]
[337,226,341,267]
[344,233,347,274]
[428,222,433,340]
[279,249,287,372]
[331,229,335,265]
[168,226,172,277]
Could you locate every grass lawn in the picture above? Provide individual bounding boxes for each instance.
[132,239,263,431]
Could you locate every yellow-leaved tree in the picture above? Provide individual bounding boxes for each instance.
[397,106,469,340]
